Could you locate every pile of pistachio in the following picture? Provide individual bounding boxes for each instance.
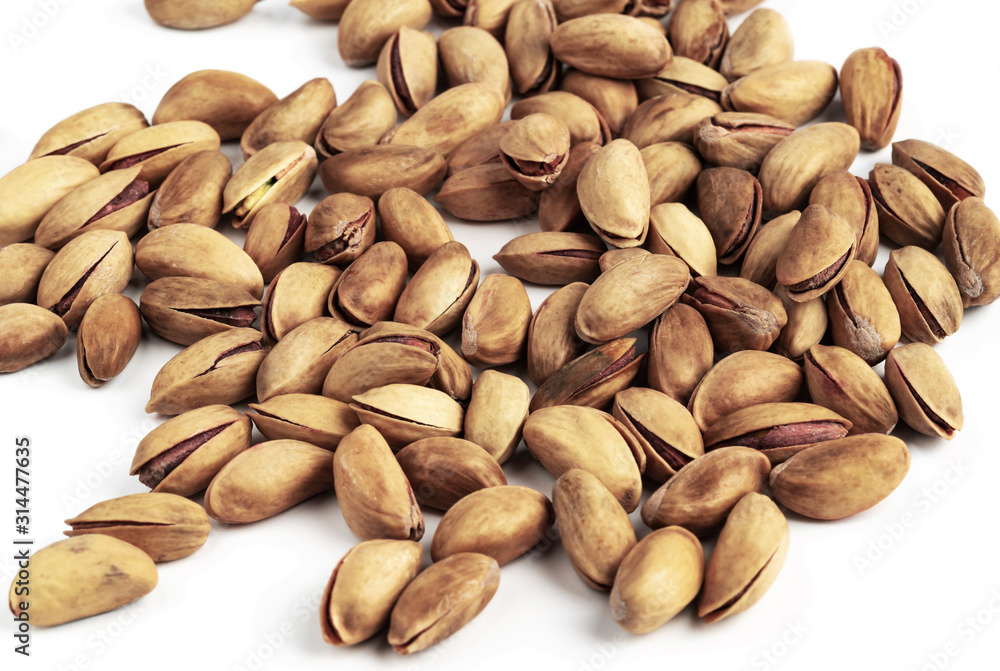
[2,0,994,655]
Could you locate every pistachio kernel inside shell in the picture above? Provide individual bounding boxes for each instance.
[136,422,234,488]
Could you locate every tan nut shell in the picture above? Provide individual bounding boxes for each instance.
[256,317,358,401]
[461,273,532,367]
[337,0,433,66]
[76,292,142,388]
[350,383,465,449]
[0,156,99,245]
[613,387,704,483]
[30,102,148,165]
[804,344,898,435]
[721,60,838,127]
[550,14,672,79]
[148,150,232,230]
[261,263,341,345]
[883,246,963,345]
[0,303,68,373]
[647,303,714,406]
[247,393,360,450]
[526,281,589,387]
[397,437,507,511]
[884,343,963,440]
[943,197,1000,307]
[152,70,277,141]
[0,243,54,306]
[463,370,530,464]
[826,260,900,365]
[100,120,221,185]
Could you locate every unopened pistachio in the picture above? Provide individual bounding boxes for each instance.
[840,47,901,151]
[826,260,900,365]
[0,243,53,306]
[76,293,141,388]
[397,437,507,510]
[740,210,799,289]
[642,142,702,206]
[621,91,722,148]
[526,281,589,386]
[721,60,838,127]
[668,0,728,69]
[463,370,529,464]
[30,102,148,165]
[551,14,672,79]
[292,0,353,21]
[315,80,397,158]
[379,187,455,271]
[244,203,307,283]
[435,163,540,221]
[337,0,433,66]
[321,144,447,199]
[394,242,480,336]
[386,83,507,157]
[241,78,337,158]
[439,27,512,102]
[943,197,1000,307]
[329,242,409,328]
[152,70,277,141]
[462,273,532,367]
[577,139,650,248]
[0,303,68,373]
[773,283,827,361]
[145,0,257,29]
[697,167,762,264]
[720,8,793,80]
[530,338,644,412]
[561,71,638,138]
[647,303,713,406]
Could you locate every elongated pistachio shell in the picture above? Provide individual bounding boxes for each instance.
[613,387,704,483]
[774,204,856,303]
[76,292,142,388]
[152,70,277,141]
[0,243,54,306]
[461,273,532,367]
[803,344,898,435]
[139,276,260,347]
[100,120,221,185]
[667,0,728,69]
[351,383,465,449]
[692,112,793,173]
[321,144,447,199]
[397,437,507,511]
[148,150,232,230]
[526,281,589,387]
[720,8,793,80]
[394,241,480,336]
[261,262,342,345]
[551,14,672,79]
[826,260,900,365]
[0,156,99,245]
[647,203,718,277]
[0,303,68,373]
[386,83,507,157]
[241,78,337,158]
[891,139,985,211]
[378,186,454,271]
[222,140,318,229]
[463,370,530,464]
[579,139,650,245]
[256,317,358,401]
[328,241,409,328]
[681,275,787,353]
[30,102,148,165]
[438,26,511,103]
[244,203,308,282]
[337,0,433,67]
[144,0,257,29]
[315,80,398,158]
[840,47,902,151]
[647,303,714,406]
[378,28,440,117]
[721,60,838,127]
[943,197,1000,307]
[506,0,559,96]
[884,343,963,440]
[696,166,761,264]
[808,171,879,267]
[530,338,644,412]
[883,246,963,345]
[868,162,946,249]
[248,393,360,450]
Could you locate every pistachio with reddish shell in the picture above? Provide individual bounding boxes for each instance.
[394,242,480,336]
[577,138,650,248]
[826,260,900,365]
[647,303,713,406]
[385,82,507,157]
[223,140,318,229]
[773,283,827,361]
[668,0,728,68]
[377,28,438,116]
[322,144,447,199]
[642,142,702,206]
[511,92,610,147]
[447,122,515,176]
[397,437,507,511]
[139,277,259,347]
[463,370,529,464]
[0,156,99,245]
[0,243,53,306]
[868,162,946,249]
[461,273,532,367]
[241,78,337,159]
[530,338,645,412]
[378,187,455,271]
[148,150,231,230]
[130,405,252,496]
[526,281,589,386]
[350,383,465,450]
[493,231,604,285]
[337,0,433,67]
[892,138,985,211]
[883,246,963,345]
[560,70,638,138]
[697,167,762,265]
[613,387,704,484]
[505,0,558,96]
[803,344,897,435]
[720,8,793,81]
[550,14,672,79]
[740,210,799,289]
[692,112,794,173]
[30,102,148,165]
[840,47,901,151]
[884,343,963,440]
[256,317,358,401]
[247,393,360,450]
[538,141,600,233]
[76,293,142,388]
[498,113,571,190]
[243,203,308,283]
[621,91,722,148]
[328,241,409,328]
[145,328,268,415]
[808,171,879,267]
[305,194,376,267]
[100,120,221,186]
[681,275,787,353]
[943,197,1000,307]
[315,80,397,158]
[636,56,727,104]
[261,263,342,345]
[435,163,541,222]
[438,26,512,102]
[0,303,68,373]
[721,60,838,127]
[775,203,857,302]
[152,70,276,141]
[647,203,718,278]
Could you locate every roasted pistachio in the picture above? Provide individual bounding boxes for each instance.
[647,303,713,406]
[884,343,963,440]
[883,246,963,345]
[697,167,762,264]
[241,78,337,158]
[247,393,360,450]
[530,338,644,412]
[30,102,148,165]
[76,293,142,388]
[892,138,985,211]
[826,260,901,365]
[943,197,1000,307]
[774,204,856,302]
[152,70,276,141]
[394,242,480,336]
[378,28,439,116]
[868,162,947,249]
[223,140,318,229]
[681,275,787,353]
[147,150,231,230]
[0,303,68,373]
[461,273,532,367]
[305,194,376,267]
[804,344,898,435]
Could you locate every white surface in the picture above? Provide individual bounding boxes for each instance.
[3,1,1000,670]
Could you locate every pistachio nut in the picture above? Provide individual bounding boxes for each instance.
[550,0,629,20]
[642,142,702,206]
[697,166,762,264]
[435,163,540,221]
[76,292,141,388]
[257,317,357,401]
[577,138,650,248]
[152,70,277,141]
[145,327,267,415]
[334,424,424,539]
[337,0,433,66]
[100,120,221,186]
[740,210,800,289]
[717,0,764,14]
[292,0,353,19]
[868,162,947,249]
[397,437,508,511]
[379,186,455,271]
[0,243,53,306]
[526,281,589,386]
[439,26,512,102]
[148,150,231,230]
[808,171,879,267]
[551,468,636,591]
[721,60,838,127]
[613,387,704,483]
[774,203,856,302]
[139,276,259,347]
[647,303,713,406]
[891,138,986,211]
[328,241,409,327]
[8,535,156,627]
[394,242,480,336]
[538,141,599,233]
[493,232,603,285]
[647,203,718,277]
[720,7,793,81]
[637,0,673,17]
[505,0,558,96]
[222,140,317,229]
[144,0,257,29]
[692,112,794,173]
[447,121,515,176]
[30,102,148,165]
[621,91,722,148]
[498,113,571,190]
[635,56,727,105]
[244,203,307,282]
[681,275,787,353]
[351,383,464,449]
[464,0,523,38]
[64,492,210,562]
[551,14,672,79]
[418,325,474,401]
[883,246,963,345]
[463,370,530,464]
[377,28,439,116]
[305,193,376,267]
[315,80,397,158]
[773,283,827,361]
[0,303,68,373]
[531,338,644,412]
[826,260,901,365]
[803,344,898,435]
[204,439,335,523]
[703,402,851,464]
[840,47,902,151]
[0,155,99,245]
[320,144,447,199]
[769,434,910,519]
[461,273,532,367]
[943,197,1000,307]
[241,78,337,158]
[386,82,507,157]
[667,0,728,69]
[247,393,360,450]
[561,73,640,138]
[884,343,963,440]
[261,262,342,345]
[511,91,611,147]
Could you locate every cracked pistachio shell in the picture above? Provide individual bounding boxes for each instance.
[511,92,611,147]
[641,446,771,536]
[526,281,588,386]
[461,273,532,367]
[397,437,507,511]
[642,142,702,207]
[758,123,860,217]
[775,204,856,302]
[305,193,376,267]
[613,387,704,483]
[891,139,985,211]
[552,14,671,79]
[773,283,827,361]
[394,242,479,336]
[693,112,794,173]
[205,439,335,524]
[329,241,408,328]
[144,0,256,29]
[463,370,529,464]
[388,552,499,655]
[135,224,264,299]
[146,328,267,415]
[699,492,788,623]
[0,156,99,245]
[576,254,689,344]
[0,303,68,373]
[884,343,963,440]
[703,401,851,465]
[130,405,251,495]
[552,469,636,591]
[530,337,644,412]
[578,139,650,248]
[869,162,946,250]
[944,197,1000,307]
[315,81,398,158]
[36,229,133,330]
[610,526,703,634]
[883,246,962,345]
[447,121,514,176]
[337,0,433,66]
[244,203,307,283]
[622,91,722,148]
[152,70,277,141]
[721,60,838,127]
[826,260,900,365]
[635,56,727,105]
[647,303,713,406]
[379,187,454,271]
[697,167,762,264]
[804,344,897,435]
[241,78,337,159]
[351,383,464,449]
[320,540,424,647]
[840,47,901,151]
[431,486,553,565]
[637,0,673,17]
[139,276,260,347]
[385,83,506,157]
[498,113,571,191]
[647,203,717,277]
[76,293,141,388]
[261,262,342,345]
[493,231,603,285]
[8,535,156,627]
[667,0,728,68]
[522,405,644,512]
[435,163,540,221]
[769,434,910,520]
[0,244,54,306]
[248,393,360,450]
[148,150,231,230]
[64,492,210,563]
[30,102,148,165]
[439,27,512,103]
[538,141,599,233]
[334,424,424,539]
[100,120,221,186]
[681,275,787,353]
[688,350,803,433]
[321,144,447,199]
[256,317,358,401]
[292,0,353,20]
[720,8,793,80]
[378,28,439,117]
[223,140,318,229]
[322,322,441,402]
[740,210,799,290]
[506,0,558,96]
[809,171,879,267]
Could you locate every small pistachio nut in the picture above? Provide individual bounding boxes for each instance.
[315,80,397,158]
[100,120,221,186]
[337,0,433,67]
[512,91,611,149]
[144,0,257,29]
[636,56,727,106]
[692,112,793,173]
[498,113,571,191]
[493,231,603,285]
[773,283,827,361]
[397,437,507,511]
[256,317,357,401]
[247,393,360,450]
[438,26,512,103]
[30,102,148,165]
[613,387,704,483]
[646,203,717,277]
[560,70,637,138]
[305,193,376,267]
[321,144,447,199]
[139,276,260,347]
[550,14,672,79]
[243,203,308,283]
[394,242,480,336]
[435,163,541,222]
[696,167,762,264]
[868,162,946,249]
[505,0,558,97]
[884,343,963,440]
[720,8,793,80]
[463,370,530,464]
[740,210,799,289]
[577,139,650,247]
[152,70,277,141]
[76,293,141,388]
[891,139,985,211]
[943,197,1000,307]
[826,260,901,365]
[530,338,644,413]
[621,91,722,148]
[377,28,439,116]
[448,121,514,176]
[328,241,409,328]
[241,78,337,158]
[0,243,54,306]
[222,140,317,229]
[647,303,714,406]
[774,203,856,302]
[526,281,589,386]
[350,383,464,450]
[808,171,879,267]
[721,60,838,127]
[883,246,963,345]
[0,155,99,245]
[667,0,728,69]
[461,273,532,367]
[642,141,702,207]
[681,275,787,353]
[148,150,232,230]
[840,47,902,151]
[0,303,68,373]
[386,82,507,157]
[261,262,342,345]
[378,186,454,271]
[804,344,898,435]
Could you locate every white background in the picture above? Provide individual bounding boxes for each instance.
[2,1,1000,670]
